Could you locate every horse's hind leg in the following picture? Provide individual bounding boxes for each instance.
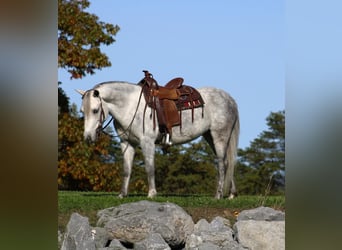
[215,149,227,199]
[228,179,237,199]
[203,131,226,199]
[119,141,135,198]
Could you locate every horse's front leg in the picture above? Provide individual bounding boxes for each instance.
[140,140,157,198]
[118,141,135,198]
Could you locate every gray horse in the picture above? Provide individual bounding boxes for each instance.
[77,81,239,199]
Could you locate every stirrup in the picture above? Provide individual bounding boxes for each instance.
[165,133,172,145]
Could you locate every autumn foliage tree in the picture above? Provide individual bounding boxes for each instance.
[58,111,122,191]
[58,0,125,191]
[58,0,120,79]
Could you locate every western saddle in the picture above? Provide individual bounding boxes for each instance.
[138,70,205,145]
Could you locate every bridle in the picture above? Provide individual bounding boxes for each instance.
[95,97,113,138]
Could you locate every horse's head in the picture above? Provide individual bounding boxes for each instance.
[76,89,108,142]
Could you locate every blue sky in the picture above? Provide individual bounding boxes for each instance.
[58,0,284,149]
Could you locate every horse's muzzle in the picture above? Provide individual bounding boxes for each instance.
[84,131,97,143]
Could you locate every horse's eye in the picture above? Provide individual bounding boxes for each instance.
[93,109,99,114]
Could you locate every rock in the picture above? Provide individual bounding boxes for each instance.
[210,216,231,230]
[61,213,96,250]
[193,218,210,232]
[186,216,246,250]
[58,230,63,248]
[234,207,285,250]
[135,233,171,250]
[237,206,285,221]
[97,200,194,249]
[91,227,113,249]
[109,238,128,249]
[234,220,285,250]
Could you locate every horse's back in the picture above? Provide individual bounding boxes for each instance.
[198,87,238,115]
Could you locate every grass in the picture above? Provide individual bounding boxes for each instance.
[58,191,285,233]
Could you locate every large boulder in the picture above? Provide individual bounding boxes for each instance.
[233,207,285,250]
[97,200,194,249]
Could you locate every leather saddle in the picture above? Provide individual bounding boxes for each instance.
[138,70,205,139]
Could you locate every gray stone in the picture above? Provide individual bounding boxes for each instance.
[210,216,231,230]
[193,219,210,232]
[234,220,285,250]
[135,233,171,250]
[91,227,113,249]
[61,213,96,250]
[186,216,246,250]
[237,206,285,221]
[96,239,127,250]
[97,200,194,248]
[108,239,128,249]
[196,241,221,250]
[58,230,63,249]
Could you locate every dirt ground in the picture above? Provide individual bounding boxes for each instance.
[184,207,240,225]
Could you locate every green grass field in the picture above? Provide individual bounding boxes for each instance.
[58,191,285,233]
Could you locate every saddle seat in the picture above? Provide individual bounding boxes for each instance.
[139,71,205,144]
[165,77,184,89]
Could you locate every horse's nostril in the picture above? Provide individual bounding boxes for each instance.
[84,133,92,142]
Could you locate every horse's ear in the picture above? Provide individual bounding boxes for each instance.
[75,89,86,96]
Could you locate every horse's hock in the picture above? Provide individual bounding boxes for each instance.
[60,201,285,250]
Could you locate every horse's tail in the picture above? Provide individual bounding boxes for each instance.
[223,111,240,198]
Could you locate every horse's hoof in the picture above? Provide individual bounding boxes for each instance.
[228,193,235,200]
[147,189,157,198]
[118,193,125,199]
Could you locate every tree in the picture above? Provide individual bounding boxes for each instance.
[58,1,125,191]
[154,138,217,195]
[58,111,121,191]
[58,0,120,79]
[236,111,285,195]
[58,81,70,113]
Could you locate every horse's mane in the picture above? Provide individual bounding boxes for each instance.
[93,81,138,89]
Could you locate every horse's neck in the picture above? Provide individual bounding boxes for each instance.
[100,82,143,125]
